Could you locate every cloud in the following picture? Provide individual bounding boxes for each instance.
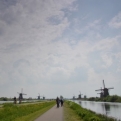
[0,0,75,83]
[92,36,119,51]
[0,0,121,98]
[101,54,112,68]
[109,11,121,28]
[0,0,76,47]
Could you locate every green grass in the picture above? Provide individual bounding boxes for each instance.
[64,101,116,121]
[0,101,55,121]
[64,101,83,121]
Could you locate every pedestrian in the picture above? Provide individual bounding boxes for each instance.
[60,99,63,107]
[13,96,17,104]
[56,97,59,108]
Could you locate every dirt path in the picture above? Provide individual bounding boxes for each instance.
[34,105,63,121]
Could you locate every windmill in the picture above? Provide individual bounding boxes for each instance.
[84,93,87,99]
[95,80,114,97]
[73,94,76,100]
[97,87,103,98]
[78,91,83,99]
[84,95,87,99]
[37,93,40,100]
[17,88,27,103]
[42,95,45,100]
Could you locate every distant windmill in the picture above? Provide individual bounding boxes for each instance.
[84,93,87,99]
[73,94,76,100]
[17,88,27,103]
[42,95,45,100]
[78,91,83,99]
[97,87,103,98]
[84,95,87,99]
[95,80,114,97]
[37,93,40,100]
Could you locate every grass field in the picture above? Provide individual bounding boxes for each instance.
[0,101,55,121]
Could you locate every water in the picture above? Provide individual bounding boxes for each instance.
[0,100,41,104]
[0,101,13,104]
[73,100,121,121]
[0,100,27,104]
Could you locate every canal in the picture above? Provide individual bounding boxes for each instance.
[0,100,29,104]
[72,100,121,121]
[0,100,42,104]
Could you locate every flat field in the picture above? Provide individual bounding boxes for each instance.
[0,101,55,121]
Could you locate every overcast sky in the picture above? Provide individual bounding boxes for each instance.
[0,0,121,99]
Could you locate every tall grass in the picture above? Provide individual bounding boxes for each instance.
[0,101,55,121]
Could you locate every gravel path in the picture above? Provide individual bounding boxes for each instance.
[34,105,63,121]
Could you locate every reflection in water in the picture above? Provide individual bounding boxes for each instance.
[79,101,81,104]
[105,103,110,111]
[73,100,121,121]
[102,103,110,116]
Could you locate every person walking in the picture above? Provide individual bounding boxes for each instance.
[13,96,17,104]
[56,97,59,108]
[60,99,63,107]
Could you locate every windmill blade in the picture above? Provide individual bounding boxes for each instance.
[103,80,105,88]
[108,87,114,89]
[22,93,27,95]
[95,89,103,91]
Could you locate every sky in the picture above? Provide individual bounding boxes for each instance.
[0,0,121,99]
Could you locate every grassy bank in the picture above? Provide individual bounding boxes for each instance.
[64,101,116,121]
[64,101,83,121]
[0,101,55,121]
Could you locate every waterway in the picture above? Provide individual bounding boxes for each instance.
[0,100,29,104]
[0,100,43,104]
[0,101,13,104]
[72,100,121,121]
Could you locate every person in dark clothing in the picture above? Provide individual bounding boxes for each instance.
[56,97,59,108]
[13,96,17,104]
[60,99,63,106]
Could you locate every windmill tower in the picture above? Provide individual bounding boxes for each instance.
[37,93,40,100]
[97,87,103,98]
[17,88,27,103]
[73,94,76,100]
[43,95,45,100]
[84,93,87,99]
[78,91,83,99]
[84,95,87,99]
[95,80,114,97]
